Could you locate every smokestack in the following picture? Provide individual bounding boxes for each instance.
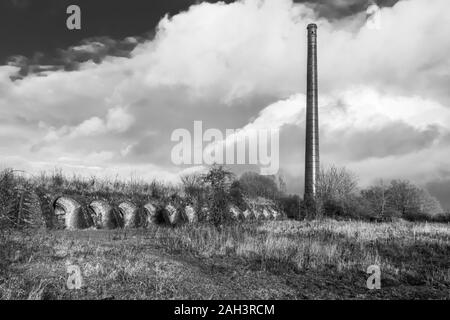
[304,23,319,203]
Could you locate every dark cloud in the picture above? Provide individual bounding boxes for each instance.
[0,0,403,80]
[323,122,441,161]
[294,0,401,19]
[7,54,61,79]
[0,0,236,65]
[57,36,143,71]
[426,179,450,211]
[9,0,31,9]
[0,0,401,68]
[6,36,145,78]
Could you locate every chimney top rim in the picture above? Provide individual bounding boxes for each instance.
[307,23,317,29]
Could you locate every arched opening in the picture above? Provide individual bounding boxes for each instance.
[52,196,86,230]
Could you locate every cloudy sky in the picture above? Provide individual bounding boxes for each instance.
[0,0,449,208]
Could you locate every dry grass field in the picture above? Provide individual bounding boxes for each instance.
[1,219,449,300]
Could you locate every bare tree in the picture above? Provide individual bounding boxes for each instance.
[364,179,444,220]
[316,165,358,202]
[413,188,443,217]
[386,180,418,216]
[315,165,359,218]
[361,179,388,218]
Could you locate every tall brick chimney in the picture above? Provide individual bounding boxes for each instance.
[304,23,319,203]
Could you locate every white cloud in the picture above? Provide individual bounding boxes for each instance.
[120,143,136,157]
[320,87,450,132]
[206,93,305,155]
[41,106,136,140]
[105,106,135,132]
[72,42,105,54]
[69,117,105,138]
[214,85,450,183]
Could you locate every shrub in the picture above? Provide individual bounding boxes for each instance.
[239,172,280,200]
[203,165,235,228]
[362,180,444,221]
[432,213,450,223]
[319,196,375,220]
[277,195,300,219]
[0,169,17,217]
[181,173,207,216]
[229,180,246,211]
[316,165,359,219]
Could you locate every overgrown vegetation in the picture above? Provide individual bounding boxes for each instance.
[1,165,448,231]
[311,165,449,222]
[0,220,448,299]
[0,166,449,299]
[202,165,235,227]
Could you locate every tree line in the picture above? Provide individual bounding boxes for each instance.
[231,165,449,222]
